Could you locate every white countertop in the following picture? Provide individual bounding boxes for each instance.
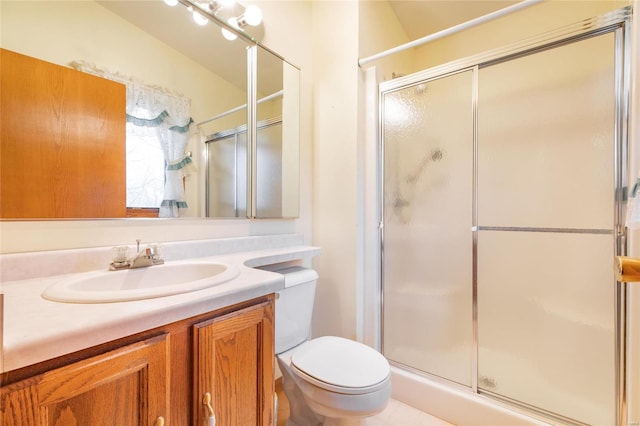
[1,245,319,373]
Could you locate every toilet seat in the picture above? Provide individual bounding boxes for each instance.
[290,336,390,395]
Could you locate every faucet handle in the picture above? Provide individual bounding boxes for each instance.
[147,243,160,256]
[147,243,165,265]
[109,245,131,270]
[111,246,129,263]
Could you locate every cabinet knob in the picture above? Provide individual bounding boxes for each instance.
[154,416,165,426]
[203,392,216,426]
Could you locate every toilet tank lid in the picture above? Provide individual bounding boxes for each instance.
[291,336,390,388]
[273,266,318,288]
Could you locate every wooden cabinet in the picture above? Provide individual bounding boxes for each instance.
[0,296,275,426]
[0,48,126,219]
[193,300,274,426]
[1,334,169,426]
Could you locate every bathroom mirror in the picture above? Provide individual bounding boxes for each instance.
[254,46,300,218]
[0,0,300,220]
[203,45,300,218]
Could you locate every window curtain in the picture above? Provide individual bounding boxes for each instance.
[69,61,194,218]
[125,86,193,218]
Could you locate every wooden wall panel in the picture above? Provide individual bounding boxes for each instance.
[0,49,126,218]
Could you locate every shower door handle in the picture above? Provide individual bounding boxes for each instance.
[615,256,640,282]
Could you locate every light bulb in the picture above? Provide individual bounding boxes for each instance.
[219,0,236,8]
[243,5,262,26]
[228,16,239,29]
[221,17,238,40]
[163,0,179,5]
[193,10,209,25]
[221,28,237,40]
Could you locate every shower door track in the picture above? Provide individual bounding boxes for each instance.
[378,6,633,426]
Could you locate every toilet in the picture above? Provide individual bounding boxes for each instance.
[273,266,391,426]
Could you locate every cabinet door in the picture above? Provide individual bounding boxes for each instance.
[1,334,169,426]
[0,48,126,219]
[194,300,274,426]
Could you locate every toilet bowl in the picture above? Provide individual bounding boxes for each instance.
[278,336,391,425]
[272,266,391,426]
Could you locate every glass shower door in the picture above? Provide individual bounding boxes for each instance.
[206,132,247,218]
[382,70,474,386]
[476,32,617,425]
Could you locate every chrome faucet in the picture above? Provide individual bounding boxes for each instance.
[109,240,164,270]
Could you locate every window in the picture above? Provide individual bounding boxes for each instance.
[126,122,165,209]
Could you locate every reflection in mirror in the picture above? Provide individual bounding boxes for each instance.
[254,46,300,218]
[1,48,127,219]
[203,46,300,219]
[205,126,248,218]
[1,0,250,218]
[68,59,198,218]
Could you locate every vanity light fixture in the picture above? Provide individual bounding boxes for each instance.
[220,5,262,40]
[207,0,236,13]
[167,0,262,41]
[239,5,262,26]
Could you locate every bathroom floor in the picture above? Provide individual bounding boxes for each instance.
[275,380,453,426]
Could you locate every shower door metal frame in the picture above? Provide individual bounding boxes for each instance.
[378,7,632,426]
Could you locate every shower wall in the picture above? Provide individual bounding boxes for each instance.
[381,17,624,425]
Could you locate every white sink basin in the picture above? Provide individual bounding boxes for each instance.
[42,261,240,303]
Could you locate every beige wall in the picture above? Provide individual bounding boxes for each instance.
[358,0,414,82]
[299,0,423,342]
[310,0,360,339]
[0,0,314,254]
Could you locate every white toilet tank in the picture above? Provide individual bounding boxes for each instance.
[273,266,319,354]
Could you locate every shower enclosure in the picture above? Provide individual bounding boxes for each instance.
[380,8,631,425]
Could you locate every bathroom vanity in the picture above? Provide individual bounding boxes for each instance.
[0,235,319,425]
